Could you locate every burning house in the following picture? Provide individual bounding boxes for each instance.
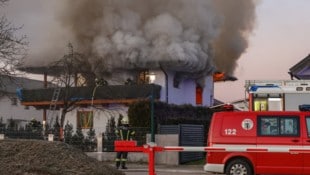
[16,0,257,134]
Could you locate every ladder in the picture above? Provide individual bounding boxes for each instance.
[48,86,61,127]
[50,87,61,110]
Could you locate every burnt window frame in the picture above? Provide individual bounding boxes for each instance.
[76,111,94,129]
[258,115,300,137]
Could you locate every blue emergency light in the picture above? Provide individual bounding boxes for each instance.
[299,104,310,111]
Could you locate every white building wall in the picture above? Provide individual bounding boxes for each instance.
[204,76,214,106]
[60,69,214,132]
[0,95,43,127]
[169,78,196,105]
[65,105,128,136]
[151,70,213,106]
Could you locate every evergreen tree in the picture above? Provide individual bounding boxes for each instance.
[104,116,116,151]
[64,121,73,144]
[52,116,61,140]
[72,127,85,150]
[7,118,15,131]
[0,117,5,133]
[85,126,96,151]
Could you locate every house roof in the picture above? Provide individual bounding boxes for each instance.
[18,84,161,108]
[289,54,310,80]
[18,65,65,76]
[213,72,237,82]
[0,75,46,94]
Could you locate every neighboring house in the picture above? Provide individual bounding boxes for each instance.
[0,76,46,129]
[18,68,215,134]
[289,54,310,80]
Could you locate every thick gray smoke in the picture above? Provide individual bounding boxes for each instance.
[26,0,257,82]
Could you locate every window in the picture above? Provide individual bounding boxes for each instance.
[11,97,18,106]
[137,70,149,84]
[77,111,93,129]
[196,85,203,105]
[306,117,310,136]
[258,116,299,136]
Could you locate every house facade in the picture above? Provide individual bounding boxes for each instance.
[18,68,214,135]
[149,70,213,106]
[0,76,45,128]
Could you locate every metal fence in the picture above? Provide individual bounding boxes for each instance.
[0,127,150,152]
[159,124,205,164]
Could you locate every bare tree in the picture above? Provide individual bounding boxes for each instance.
[0,0,28,87]
[48,44,96,139]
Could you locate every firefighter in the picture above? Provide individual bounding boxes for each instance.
[29,118,40,132]
[115,118,135,169]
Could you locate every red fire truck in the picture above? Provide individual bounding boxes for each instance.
[205,110,310,175]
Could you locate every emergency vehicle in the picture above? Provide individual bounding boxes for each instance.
[204,111,310,175]
[246,80,310,111]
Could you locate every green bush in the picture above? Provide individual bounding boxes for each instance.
[128,101,213,134]
[128,100,151,127]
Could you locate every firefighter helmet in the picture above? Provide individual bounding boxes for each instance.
[121,118,129,125]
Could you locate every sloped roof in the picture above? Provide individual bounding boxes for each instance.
[18,65,64,76]
[18,84,161,108]
[213,72,237,82]
[0,75,47,94]
[289,54,310,80]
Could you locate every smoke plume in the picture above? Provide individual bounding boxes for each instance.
[25,0,257,82]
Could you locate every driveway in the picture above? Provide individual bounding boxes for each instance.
[120,163,219,175]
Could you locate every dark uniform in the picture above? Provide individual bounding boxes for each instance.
[115,122,135,169]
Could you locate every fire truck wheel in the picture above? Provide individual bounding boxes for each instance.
[225,158,253,175]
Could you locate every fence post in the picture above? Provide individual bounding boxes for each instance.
[147,145,156,175]
[97,134,103,152]
[48,134,54,141]
[97,134,103,161]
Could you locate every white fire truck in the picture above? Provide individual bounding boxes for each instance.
[245,80,310,111]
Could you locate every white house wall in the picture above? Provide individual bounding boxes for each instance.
[150,70,213,106]
[60,69,214,133]
[65,104,128,135]
[0,96,42,127]
[203,75,214,106]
